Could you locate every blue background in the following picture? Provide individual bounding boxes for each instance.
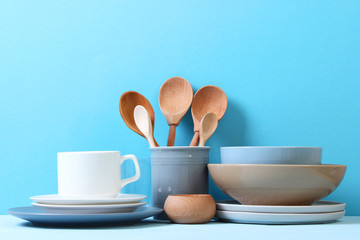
[1,1,359,215]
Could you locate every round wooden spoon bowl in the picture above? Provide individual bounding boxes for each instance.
[119,91,155,138]
[119,91,159,146]
[192,85,227,128]
[159,77,193,146]
[164,194,216,224]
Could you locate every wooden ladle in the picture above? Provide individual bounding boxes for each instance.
[119,91,159,146]
[199,112,218,147]
[159,77,193,146]
[190,86,227,146]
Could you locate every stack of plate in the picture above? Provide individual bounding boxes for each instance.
[8,194,163,227]
[30,193,148,214]
[215,200,346,225]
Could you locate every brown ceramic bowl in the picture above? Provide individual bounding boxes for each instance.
[164,194,216,224]
[208,164,346,205]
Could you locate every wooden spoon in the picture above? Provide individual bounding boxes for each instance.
[190,86,227,146]
[119,91,159,146]
[159,77,193,146]
[134,105,157,147]
[198,112,218,147]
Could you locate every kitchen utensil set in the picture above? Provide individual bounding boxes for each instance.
[8,77,348,227]
[119,77,227,147]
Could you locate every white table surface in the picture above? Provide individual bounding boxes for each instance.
[1,215,360,240]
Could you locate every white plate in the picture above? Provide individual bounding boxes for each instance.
[32,202,147,214]
[30,194,146,205]
[216,210,345,225]
[216,200,346,213]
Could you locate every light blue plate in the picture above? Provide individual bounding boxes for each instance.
[8,206,163,227]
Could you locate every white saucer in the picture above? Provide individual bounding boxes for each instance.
[216,200,346,213]
[30,194,146,205]
[32,202,147,214]
[216,210,345,225]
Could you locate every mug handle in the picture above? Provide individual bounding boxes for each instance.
[118,154,141,190]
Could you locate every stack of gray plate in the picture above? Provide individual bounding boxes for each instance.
[216,200,345,225]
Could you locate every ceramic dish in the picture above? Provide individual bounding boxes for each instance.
[8,206,162,227]
[216,210,345,225]
[32,202,146,214]
[30,194,146,205]
[216,200,346,213]
[208,164,346,205]
[220,146,322,165]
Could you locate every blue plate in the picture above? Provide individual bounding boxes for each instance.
[8,206,163,227]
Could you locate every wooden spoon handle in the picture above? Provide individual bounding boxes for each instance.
[189,131,199,146]
[148,138,159,147]
[167,125,176,146]
[146,136,156,148]
[199,138,206,147]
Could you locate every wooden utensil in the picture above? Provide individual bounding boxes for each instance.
[159,77,193,146]
[134,105,157,147]
[190,85,227,146]
[198,112,218,147]
[164,194,216,224]
[119,91,159,146]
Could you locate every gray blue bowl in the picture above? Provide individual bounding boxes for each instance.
[220,146,322,165]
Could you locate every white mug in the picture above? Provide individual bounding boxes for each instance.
[57,151,140,198]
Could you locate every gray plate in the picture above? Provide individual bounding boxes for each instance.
[216,210,345,225]
[8,206,163,227]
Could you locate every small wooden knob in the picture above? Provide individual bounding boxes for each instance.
[164,194,216,224]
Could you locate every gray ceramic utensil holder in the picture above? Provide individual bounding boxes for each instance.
[150,146,210,220]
